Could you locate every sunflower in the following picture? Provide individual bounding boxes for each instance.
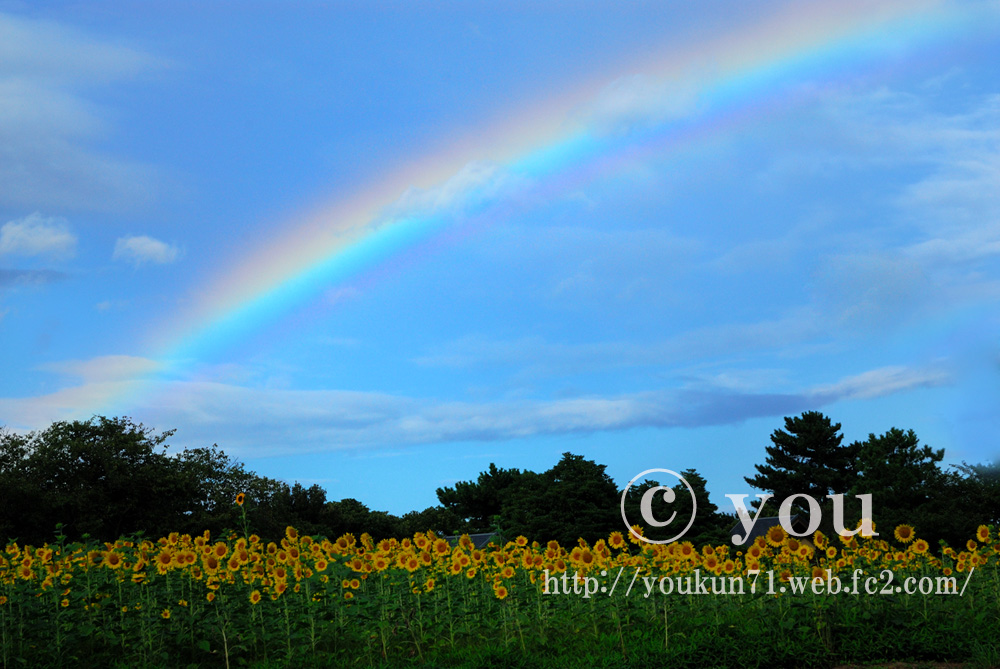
[424,578,435,592]
[765,525,787,548]
[155,550,174,574]
[494,585,508,600]
[249,590,262,605]
[977,525,990,543]
[206,592,216,602]
[235,493,245,506]
[161,609,171,620]
[912,538,929,555]
[894,524,915,544]
[627,524,645,545]
[607,532,625,550]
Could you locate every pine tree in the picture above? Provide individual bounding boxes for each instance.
[744,411,858,513]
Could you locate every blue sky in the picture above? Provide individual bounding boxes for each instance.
[1,1,999,516]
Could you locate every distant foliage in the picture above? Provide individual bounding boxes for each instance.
[1,413,997,551]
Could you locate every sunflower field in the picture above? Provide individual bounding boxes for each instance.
[2,509,999,668]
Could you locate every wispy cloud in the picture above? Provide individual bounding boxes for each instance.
[576,73,700,135]
[389,160,523,219]
[0,268,68,288]
[38,355,161,383]
[0,362,948,456]
[0,213,75,259]
[113,235,180,266]
[0,12,162,212]
[810,365,951,401]
[415,307,828,376]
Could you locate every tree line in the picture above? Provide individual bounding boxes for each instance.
[1,412,996,550]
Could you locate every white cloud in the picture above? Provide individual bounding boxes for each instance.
[0,213,75,258]
[577,73,700,135]
[389,160,521,219]
[38,355,161,383]
[0,14,154,83]
[415,308,828,375]
[810,365,951,401]
[113,235,180,266]
[0,362,949,456]
[813,252,929,330]
[0,12,161,212]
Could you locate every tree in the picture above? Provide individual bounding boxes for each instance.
[398,506,462,538]
[0,416,318,544]
[501,453,620,546]
[951,461,1000,527]
[322,498,404,541]
[621,469,732,546]
[436,464,527,534]
[0,417,181,543]
[850,428,953,547]
[437,453,622,546]
[745,411,858,515]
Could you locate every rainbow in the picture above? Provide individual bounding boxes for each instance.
[104,0,988,413]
